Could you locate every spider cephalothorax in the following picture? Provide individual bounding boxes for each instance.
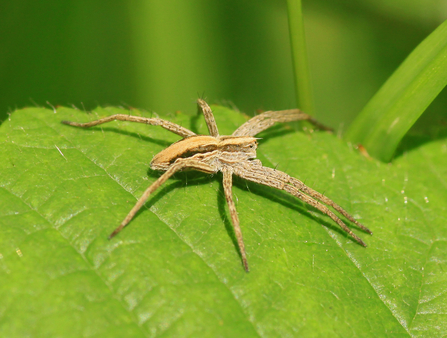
[62,99,372,271]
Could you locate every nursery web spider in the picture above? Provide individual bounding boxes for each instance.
[62,99,372,271]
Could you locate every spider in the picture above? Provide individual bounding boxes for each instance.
[62,99,372,272]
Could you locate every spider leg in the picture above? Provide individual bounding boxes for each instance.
[248,165,372,235]
[109,159,216,239]
[62,114,195,138]
[288,177,372,234]
[222,167,249,272]
[283,184,367,246]
[232,109,332,137]
[232,162,368,247]
[197,99,219,137]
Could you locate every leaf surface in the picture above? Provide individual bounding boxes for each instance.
[0,105,446,337]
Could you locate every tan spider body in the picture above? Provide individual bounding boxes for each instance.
[62,99,371,271]
[151,135,257,171]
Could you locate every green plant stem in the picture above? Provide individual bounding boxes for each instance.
[286,0,314,114]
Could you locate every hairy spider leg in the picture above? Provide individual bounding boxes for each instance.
[288,177,372,234]
[232,161,368,247]
[247,164,372,235]
[232,109,333,137]
[62,114,195,138]
[197,99,220,137]
[222,167,249,272]
[109,159,216,239]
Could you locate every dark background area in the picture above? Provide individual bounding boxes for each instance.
[1,0,446,133]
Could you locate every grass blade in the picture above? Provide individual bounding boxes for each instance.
[286,0,314,114]
[345,19,447,162]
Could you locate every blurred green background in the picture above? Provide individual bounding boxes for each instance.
[1,0,446,132]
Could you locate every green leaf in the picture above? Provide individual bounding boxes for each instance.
[1,105,446,337]
[345,19,447,162]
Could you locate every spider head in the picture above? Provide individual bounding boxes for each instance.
[219,136,258,159]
